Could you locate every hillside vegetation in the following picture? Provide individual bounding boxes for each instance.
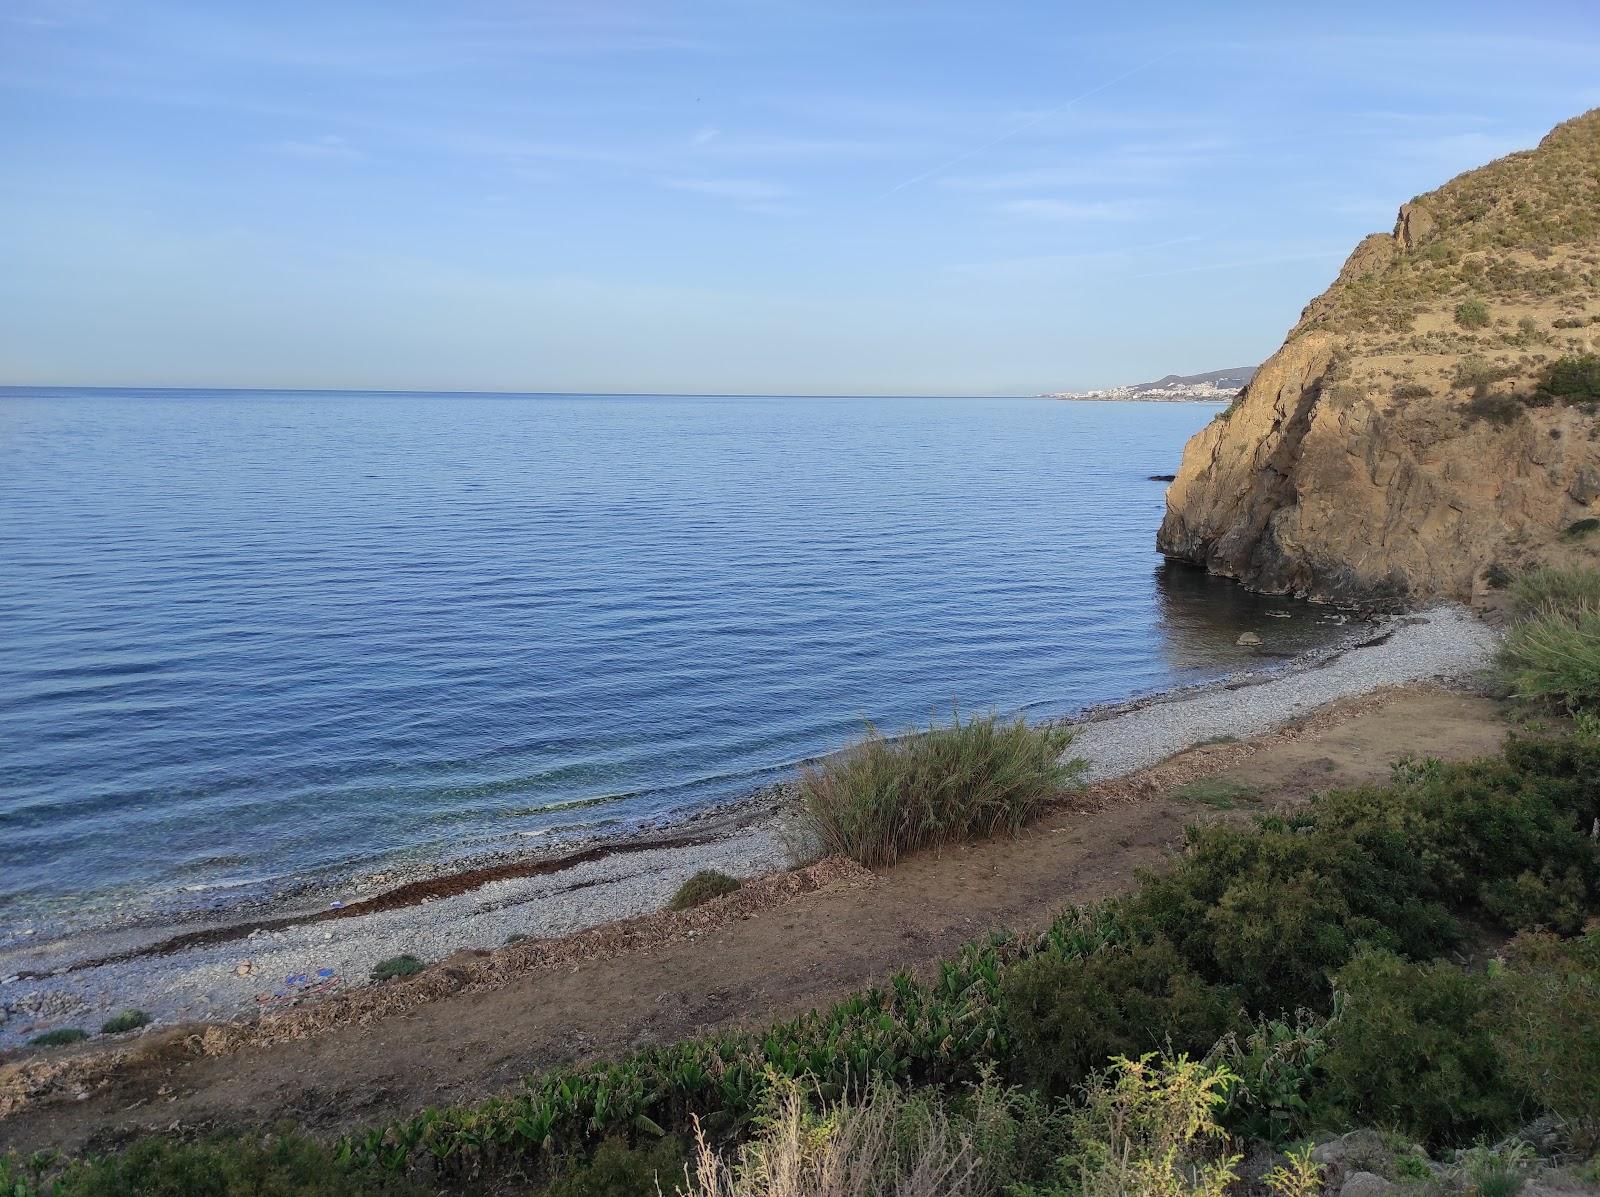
[1160,110,1600,605]
[7,701,1600,1193]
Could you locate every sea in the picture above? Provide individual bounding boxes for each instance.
[0,389,1353,945]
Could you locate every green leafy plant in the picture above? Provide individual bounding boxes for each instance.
[1455,297,1491,328]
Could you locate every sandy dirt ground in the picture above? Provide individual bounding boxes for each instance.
[0,684,1508,1156]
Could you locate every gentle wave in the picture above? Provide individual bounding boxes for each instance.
[0,389,1350,937]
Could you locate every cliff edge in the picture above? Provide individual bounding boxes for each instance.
[1158,110,1600,605]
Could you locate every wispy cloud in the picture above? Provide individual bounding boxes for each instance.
[274,134,364,161]
[660,177,791,202]
[992,198,1145,221]
[884,48,1178,194]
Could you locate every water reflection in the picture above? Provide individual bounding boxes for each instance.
[1150,559,1355,679]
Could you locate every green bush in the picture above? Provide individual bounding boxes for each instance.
[535,1136,686,1197]
[0,1133,427,1196]
[29,1028,89,1048]
[1000,937,1242,1095]
[1452,355,1516,389]
[1392,381,1432,401]
[1537,353,1600,402]
[100,1010,150,1035]
[370,954,426,983]
[669,870,741,911]
[1510,566,1600,620]
[1314,753,1600,933]
[1564,517,1600,540]
[798,711,1084,867]
[1455,297,1491,328]
[1494,930,1600,1151]
[1499,604,1600,710]
[1119,815,1455,1013]
[1317,949,1522,1144]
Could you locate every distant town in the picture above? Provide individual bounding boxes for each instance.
[1045,366,1255,403]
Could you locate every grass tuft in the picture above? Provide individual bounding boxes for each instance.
[669,869,741,911]
[370,954,426,983]
[100,1010,150,1035]
[1509,566,1600,619]
[1499,603,1600,710]
[798,711,1084,868]
[29,1028,89,1048]
[1169,778,1261,809]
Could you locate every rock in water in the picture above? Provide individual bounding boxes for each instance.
[1159,109,1600,605]
[1236,631,1262,646]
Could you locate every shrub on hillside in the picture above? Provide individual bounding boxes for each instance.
[1537,353,1600,402]
[1314,754,1600,934]
[1452,355,1516,389]
[100,1010,150,1035]
[1117,816,1455,1013]
[1455,297,1491,328]
[538,1136,686,1197]
[0,1133,429,1196]
[798,712,1084,867]
[999,937,1242,1096]
[1317,949,1522,1145]
[1494,930,1600,1151]
[28,1028,88,1048]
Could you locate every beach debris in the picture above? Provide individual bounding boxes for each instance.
[329,900,344,909]
[1,975,19,986]
[235,960,252,976]
[1266,611,1291,618]
[1236,632,1262,646]
[256,968,342,1008]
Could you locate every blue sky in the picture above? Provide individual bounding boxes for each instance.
[2,1,1598,394]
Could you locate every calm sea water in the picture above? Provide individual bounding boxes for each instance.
[0,390,1346,939]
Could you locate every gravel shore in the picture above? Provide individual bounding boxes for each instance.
[1070,605,1499,781]
[0,605,1497,1048]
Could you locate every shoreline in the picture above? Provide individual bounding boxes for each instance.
[0,606,1497,1049]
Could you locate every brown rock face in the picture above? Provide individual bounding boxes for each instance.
[1159,110,1600,606]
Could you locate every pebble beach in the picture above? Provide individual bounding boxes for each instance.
[0,606,1498,1049]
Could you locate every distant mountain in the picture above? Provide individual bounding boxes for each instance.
[1043,366,1256,403]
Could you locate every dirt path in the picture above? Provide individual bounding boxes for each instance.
[0,685,1507,1156]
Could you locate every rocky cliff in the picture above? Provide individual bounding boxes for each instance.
[1158,110,1600,606]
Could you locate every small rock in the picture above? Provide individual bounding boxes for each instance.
[1341,1172,1395,1197]
[1236,631,1262,646]
[235,961,252,977]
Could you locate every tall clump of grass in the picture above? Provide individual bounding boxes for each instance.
[685,1080,981,1197]
[798,711,1085,868]
[1499,567,1600,710]
[1509,566,1600,619]
[1499,603,1600,710]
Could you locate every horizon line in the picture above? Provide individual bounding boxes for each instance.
[0,383,1061,400]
